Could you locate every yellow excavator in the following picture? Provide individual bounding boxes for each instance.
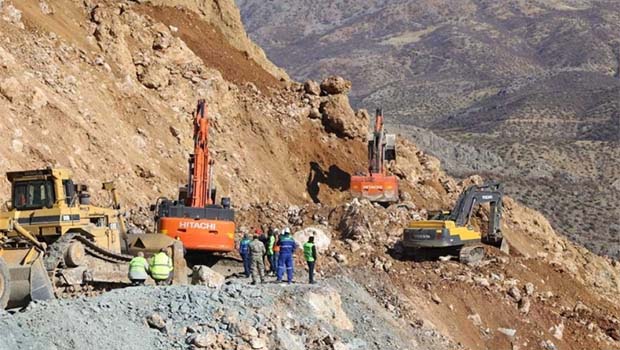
[0,168,185,309]
[402,182,505,264]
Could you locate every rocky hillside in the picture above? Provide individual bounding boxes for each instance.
[0,0,304,207]
[0,1,619,350]
[237,0,620,258]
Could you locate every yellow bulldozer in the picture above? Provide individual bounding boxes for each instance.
[0,168,185,309]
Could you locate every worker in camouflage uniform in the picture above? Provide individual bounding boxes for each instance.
[249,234,266,285]
[239,234,252,278]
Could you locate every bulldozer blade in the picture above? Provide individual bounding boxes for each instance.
[27,256,54,302]
[126,234,188,285]
[126,234,177,256]
[1,249,54,309]
[171,241,188,285]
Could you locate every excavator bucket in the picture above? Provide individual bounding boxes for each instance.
[0,248,54,309]
[350,174,399,203]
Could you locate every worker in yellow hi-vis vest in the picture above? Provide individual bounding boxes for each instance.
[128,252,150,286]
[303,236,317,284]
[149,248,173,285]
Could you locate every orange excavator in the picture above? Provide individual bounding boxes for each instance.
[350,108,398,203]
[151,100,236,252]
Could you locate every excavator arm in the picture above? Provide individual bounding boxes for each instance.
[186,99,214,208]
[449,182,503,245]
[368,109,396,175]
[350,109,399,203]
[150,99,235,253]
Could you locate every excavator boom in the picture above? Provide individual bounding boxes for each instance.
[187,100,214,207]
[153,100,235,252]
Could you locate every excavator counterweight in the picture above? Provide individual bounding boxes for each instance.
[350,109,399,203]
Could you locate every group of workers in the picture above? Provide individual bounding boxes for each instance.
[127,248,174,286]
[127,227,318,287]
[239,227,317,285]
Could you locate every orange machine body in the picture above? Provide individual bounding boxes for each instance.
[350,173,399,203]
[158,217,235,252]
[153,99,236,253]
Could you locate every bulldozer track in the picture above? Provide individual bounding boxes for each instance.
[44,232,78,271]
[74,235,132,264]
[44,232,132,271]
[46,233,133,298]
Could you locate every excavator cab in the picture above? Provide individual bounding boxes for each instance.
[402,183,504,264]
[350,109,399,203]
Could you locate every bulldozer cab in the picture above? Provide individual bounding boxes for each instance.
[8,168,78,211]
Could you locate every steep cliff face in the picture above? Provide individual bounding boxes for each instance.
[148,0,288,81]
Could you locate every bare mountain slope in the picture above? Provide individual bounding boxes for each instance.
[237,0,620,257]
[0,0,335,207]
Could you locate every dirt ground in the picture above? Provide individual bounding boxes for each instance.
[137,5,283,92]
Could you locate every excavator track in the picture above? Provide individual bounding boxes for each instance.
[459,245,485,265]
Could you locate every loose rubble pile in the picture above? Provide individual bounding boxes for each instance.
[232,194,620,350]
[0,277,457,350]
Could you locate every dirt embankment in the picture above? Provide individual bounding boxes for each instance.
[0,0,364,207]
[136,5,283,92]
[147,0,289,82]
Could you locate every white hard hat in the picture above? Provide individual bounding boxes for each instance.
[284,227,291,234]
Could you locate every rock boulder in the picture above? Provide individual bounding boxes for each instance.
[320,76,351,95]
[191,265,225,288]
[293,226,331,253]
[320,94,366,139]
[304,80,321,96]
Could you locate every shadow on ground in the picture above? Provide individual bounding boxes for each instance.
[306,161,351,203]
